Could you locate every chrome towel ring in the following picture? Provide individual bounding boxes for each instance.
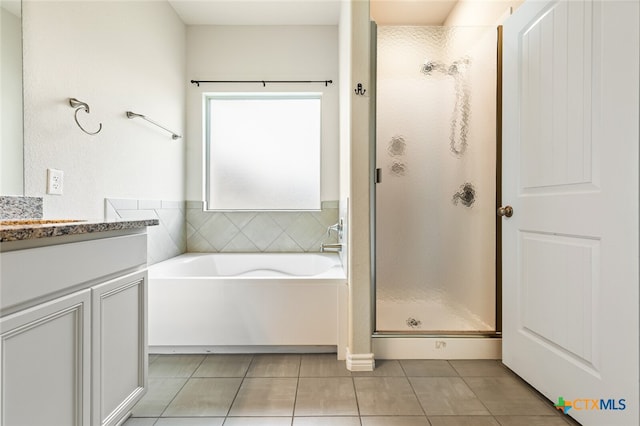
[69,98,102,135]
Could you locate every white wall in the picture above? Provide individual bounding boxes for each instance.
[339,4,352,203]
[347,0,373,361]
[185,25,339,203]
[338,0,352,272]
[22,1,186,219]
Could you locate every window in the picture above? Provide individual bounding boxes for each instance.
[205,93,322,211]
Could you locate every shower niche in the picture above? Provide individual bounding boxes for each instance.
[375,26,499,335]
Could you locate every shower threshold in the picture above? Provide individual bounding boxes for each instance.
[372,333,502,360]
[374,330,501,337]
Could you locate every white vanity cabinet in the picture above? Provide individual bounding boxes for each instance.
[92,271,146,426]
[0,230,150,426]
[0,288,92,426]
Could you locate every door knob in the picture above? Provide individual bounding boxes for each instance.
[497,205,513,218]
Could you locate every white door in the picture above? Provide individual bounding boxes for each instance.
[502,1,639,425]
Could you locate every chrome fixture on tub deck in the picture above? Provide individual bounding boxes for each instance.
[327,219,343,239]
[320,243,343,253]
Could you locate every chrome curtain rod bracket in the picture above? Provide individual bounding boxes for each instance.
[69,98,102,135]
[190,79,333,87]
[126,111,182,140]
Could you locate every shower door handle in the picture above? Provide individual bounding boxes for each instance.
[497,205,513,218]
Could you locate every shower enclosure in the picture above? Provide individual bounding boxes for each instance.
[375,25,499,335]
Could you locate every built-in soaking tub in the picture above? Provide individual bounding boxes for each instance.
[148,253,348,355]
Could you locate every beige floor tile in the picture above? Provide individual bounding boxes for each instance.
[400,360,459,377]
[292,417,361,426]
[149,355,205,378]
[410,377,490,415]
[354,377,424,416]
[163,378,242,417]
[294,377,358,416]
[228,378,298,416]
[193,354,253,378]
[122,418,157,426]
[246,354,301,377]
[449,360,513,377]
[463,377,558,416]
[352,360,406,377]
[360,416,430,425]
[494,415,573,425]
[300,354,352,377]
[131,377,188,417]
[129,355,578,426]
[223,418,292,426]
[154,418,224,425]
[428,415,501,426]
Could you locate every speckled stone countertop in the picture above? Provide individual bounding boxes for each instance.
[0,219,159,243]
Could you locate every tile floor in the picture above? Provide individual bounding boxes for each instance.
[123,354,581,426]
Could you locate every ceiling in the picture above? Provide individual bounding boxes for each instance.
[168,1,342,26]
[371,0,459,26]
[168,0,459,26]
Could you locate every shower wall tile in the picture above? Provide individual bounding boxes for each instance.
[225,233,260,252]
[108,198,139,210]
[267,233,302,252]
[286,214,327,251]
[242,215,282,250]
[199,214,238,250]
[186,201,338,253]
[139,200,162,210]
[105,198,186,265]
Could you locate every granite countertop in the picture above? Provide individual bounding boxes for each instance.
[0,219,159,243]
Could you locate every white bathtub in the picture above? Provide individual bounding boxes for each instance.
[148,253,348,354]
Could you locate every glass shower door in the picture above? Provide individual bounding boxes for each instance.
[375,26,498,333]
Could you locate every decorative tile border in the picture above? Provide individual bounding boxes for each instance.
[186,201,339,253]
[105,199,186,265]
[0,196,43,220]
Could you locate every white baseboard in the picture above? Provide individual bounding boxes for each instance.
[149,345,337,354]
[345,348,375,371]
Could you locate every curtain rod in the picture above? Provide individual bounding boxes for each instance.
[190,79,333,87]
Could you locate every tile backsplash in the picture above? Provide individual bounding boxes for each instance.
[105,198,186,265]
[105,198,339,261]
[186,200,339,253]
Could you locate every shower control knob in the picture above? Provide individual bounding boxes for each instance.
[497,205,514,218]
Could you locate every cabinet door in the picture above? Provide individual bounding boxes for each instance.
[1,289,91,426]
[92,271,147,426]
